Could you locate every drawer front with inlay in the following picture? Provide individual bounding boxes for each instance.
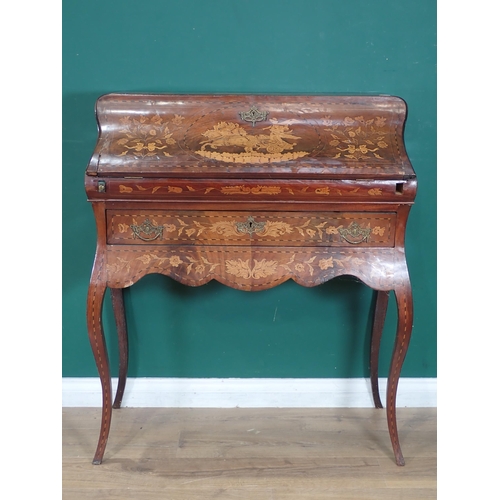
[106,210,396,247]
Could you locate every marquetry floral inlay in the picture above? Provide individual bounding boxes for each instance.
[323,115,390,160]
[136,254,179,266]
[220,185,282,195]
[112,113,185,158]
[133,253,220,276]
[225,259,278,279]
[116,183,375,197]
[372,226,385,236]
[185,256,220,275]
[117,216,386,244]
[106,257,131,274]
[105,250,384,285]
[319,257,334,270]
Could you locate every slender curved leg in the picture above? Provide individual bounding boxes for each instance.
[370,290,390,409]
[386,282,413,466]
[87,277,112,465]
[110,287,128,409]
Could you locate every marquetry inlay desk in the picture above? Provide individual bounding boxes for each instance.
[85,93,417,466]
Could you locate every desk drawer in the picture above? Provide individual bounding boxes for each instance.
[106,210,396,247]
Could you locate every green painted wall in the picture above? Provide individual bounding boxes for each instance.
[63,0,436,379]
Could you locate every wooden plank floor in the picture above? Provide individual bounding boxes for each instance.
[62,407,436,499]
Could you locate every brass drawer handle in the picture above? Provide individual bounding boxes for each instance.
[130,219,164,241]
[339,222,371,244]
[235,216,266,235]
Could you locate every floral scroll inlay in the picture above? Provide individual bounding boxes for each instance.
[323,115,390,160]
[185,256,220,275]
[112,113,185,158]
[136,254,173,266]
[220,185,282,195]
[104,248,399,289]
[114,183,363,198]
[226,259,278,279]
[133,253,219,275]
[107,257,131,275]
[115,215,388,245]
[319,257,334,270]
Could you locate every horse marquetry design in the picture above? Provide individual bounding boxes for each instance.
[196,121,309,163]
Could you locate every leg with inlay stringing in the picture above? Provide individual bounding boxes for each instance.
[87,278,113,465]
[386,282,413,466]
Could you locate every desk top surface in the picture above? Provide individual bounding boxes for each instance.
[87,94,414,180]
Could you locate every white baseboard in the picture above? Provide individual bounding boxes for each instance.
[62,377,436,408]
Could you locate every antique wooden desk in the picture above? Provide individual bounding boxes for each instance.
[85,93,417,466]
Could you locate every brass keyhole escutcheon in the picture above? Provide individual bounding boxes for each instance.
[235,216,266,235]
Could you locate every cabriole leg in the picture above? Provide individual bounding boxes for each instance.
[110,287,128,409]
[370,290,390,409]
[87,279,112,465]
[386,283,413,466]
